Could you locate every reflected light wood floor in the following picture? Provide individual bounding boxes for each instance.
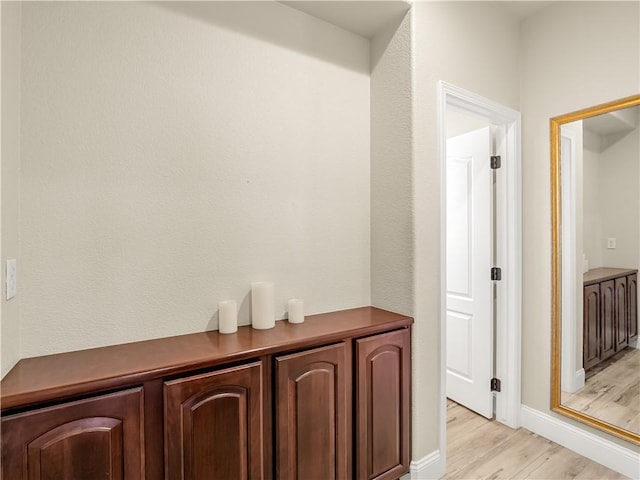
[561,348,639,435]
[444,400,628,479]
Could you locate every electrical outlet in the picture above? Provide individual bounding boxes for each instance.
[6,259,16,300]
[607,238,617,249]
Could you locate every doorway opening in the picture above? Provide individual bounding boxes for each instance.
[438,81,522,469]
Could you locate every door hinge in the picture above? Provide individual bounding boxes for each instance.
[491,377,502,392]
[491,267,502,281]
[491,155,501,169]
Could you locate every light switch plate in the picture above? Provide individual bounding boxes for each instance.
[6,259,16,300]
[607,238,616,249]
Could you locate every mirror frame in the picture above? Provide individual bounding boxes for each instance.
[551,93,640,445]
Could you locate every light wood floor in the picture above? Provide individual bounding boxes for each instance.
[561,348,639,435]
[444,400,628,479]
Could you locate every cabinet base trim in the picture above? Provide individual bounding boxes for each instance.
[520,405,639,478]
[563,368,585,394]
[406,449,444,480]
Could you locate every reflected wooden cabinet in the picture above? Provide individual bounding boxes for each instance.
[164,362,265,480]
[275,343,349,480]
[1,307,412,480]
[583,268,638,370]
[1,388,144,480]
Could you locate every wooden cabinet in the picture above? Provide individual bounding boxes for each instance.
[583,268,638,370]
[356,329,411,480]
[164,362,265,480]
[275,343,350,480]
[1,388,144,480]
[1,307,413,480]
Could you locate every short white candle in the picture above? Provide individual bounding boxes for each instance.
[251,282,275,330]
[287,299,304,324]
[218,300,238,334]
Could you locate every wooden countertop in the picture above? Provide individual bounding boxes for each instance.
[583,267,638,286]
[0,307,412,412]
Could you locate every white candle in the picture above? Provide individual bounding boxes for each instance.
[251,282,275,330]
[287,299,304,324]
[218,300,238,334]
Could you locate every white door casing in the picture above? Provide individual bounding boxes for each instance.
[560,126,586,393]
[435,81,521,478]
[446,127,493,419]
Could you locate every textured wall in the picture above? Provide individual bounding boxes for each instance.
[521,1,639,450]
[371,13,413,318]
[1,1,22,377]
[19,1,371,357]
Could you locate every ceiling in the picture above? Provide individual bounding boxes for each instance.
[281,1,554,39]
[280,1,411,38]
[584,105,640,136]
[502,1,554,21]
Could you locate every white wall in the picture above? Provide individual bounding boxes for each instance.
[18,1,371,358]
[521,1,640,449]
[411,0,520,460]
[582,142,603,269]
[1,1,22,377]
[599,127,639,269]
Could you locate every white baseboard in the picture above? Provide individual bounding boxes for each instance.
[575,367,585,388]
[408,449,445,479]
[520,405,640,479]
[562,367,586,393]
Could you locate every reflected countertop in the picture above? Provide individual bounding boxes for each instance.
[583,267,638,285]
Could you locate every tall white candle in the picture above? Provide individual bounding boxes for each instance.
[251,282,275,330]
[287,299,304,324]
[218,300,238,334]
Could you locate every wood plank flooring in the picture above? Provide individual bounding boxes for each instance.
[561,348,639,435]
[444,400,628,479]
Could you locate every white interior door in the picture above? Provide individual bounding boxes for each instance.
[446,126,494,419]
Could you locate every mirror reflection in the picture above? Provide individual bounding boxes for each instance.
[552,97,640,444]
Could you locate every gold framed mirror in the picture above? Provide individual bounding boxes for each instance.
[551,94,640,445]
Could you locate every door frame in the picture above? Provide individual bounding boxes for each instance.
[438,81,522,454]
[559,127,586,393]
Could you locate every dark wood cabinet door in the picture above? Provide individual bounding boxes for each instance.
[583,284,601,369]
[164,361,264,480]
[275,342,349,480]
[1,388,144,480]
[614,277,628,351]
[600,279,616,361]
[628,274,638,342]
[356,328,411,480]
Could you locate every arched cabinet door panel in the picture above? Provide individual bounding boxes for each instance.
[583,284,601,369]
[1,388,144,480]
[628,274,638,341]
[356,328,411,480]
[164,361,265,480]
[614,277,628,351]
[275,342,349,480]
[600,280,616,361]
